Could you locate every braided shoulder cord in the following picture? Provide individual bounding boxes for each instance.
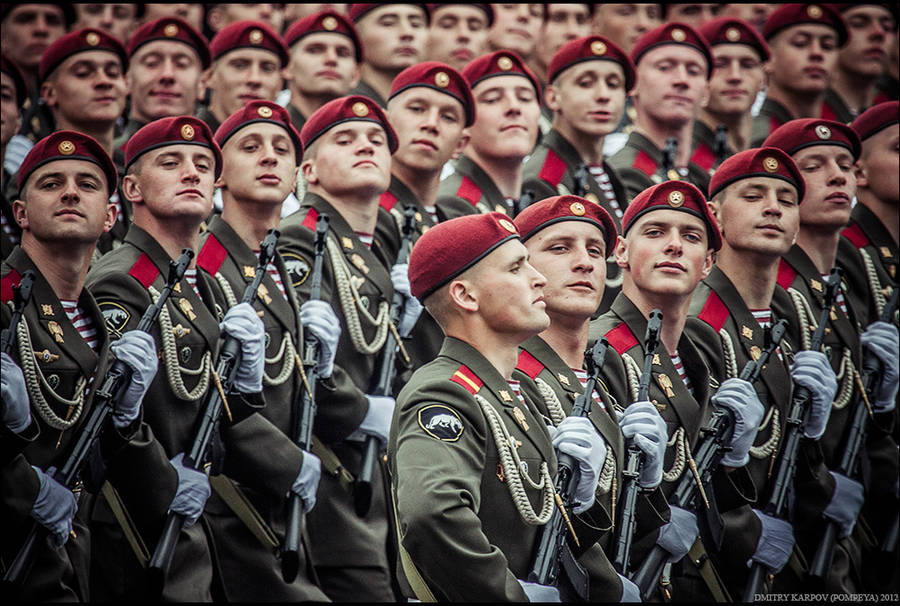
[621,352,641,403]
[473,393,554,525]
[750,407,781,459]
[661,427,687,483]
[831,348,855,410]
[389,206,405,235]
[718,327,739,379]
[149,285,211,401]
[859,248,887,317]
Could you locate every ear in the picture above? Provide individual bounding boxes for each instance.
[854,159,868,188]
[614,235,630,270]
[544,84,562,112]
[707,199,723,231]
[699,80,710,109]
[121,174,143,205]
[301,158,318,184]
[448,279,478,312]
[102,202,118,233]
[700,249,714,280]
[452,130,470,160]
[41,80,57,110]
[12,198,28,230]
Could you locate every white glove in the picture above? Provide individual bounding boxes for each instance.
[823,471,864,538]
[109,330,158,428]
[619,573,641,602]
[518,579,561,602]
[30,466,77,548]
[552,416,606,514]
[299,300,341,379]
[860,321,899,412]
[748,509,794,573]
[712,378,765,467]
[291,452,322,514]
[619,401,668,489]
[354,394,396,445]
[220,302,265,393]
[391,263,423,337]
[168,453,211,528]
[790,350,837,439]
[1,352,31,433]
[656,505,698,563]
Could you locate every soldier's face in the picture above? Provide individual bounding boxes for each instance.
[124,145,216,222]
[0,4,67,71]
[356,5,428,71]
[857,124,899,206]
[141,4,204,32]
[1,73,21,148]
[591,4,660,54]
[74,4,139,44]
[535,4,591,67]
[617,209,713,299]
[219,123,299,207]
[633,45,709,128]
[705,44,765,117]
[205,49,284,119]
[838,5,894,79]
[14,160,115,246]
[469,75,540,163]
[209,4,284,35]
[127,41,205,123]
[525,221,607,322]
[712,177,800,258]
[285,33,360,99]
[487,4,543,60]
[303,122,392,199]
[42,51,128,129]
[427,5,490,72]
[388,87,467,174]
[546,60,627,139]
[767,25,839,95]
[664,4,720,29]
[792,145,857,230]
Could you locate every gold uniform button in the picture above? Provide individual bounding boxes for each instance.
[497,55,514,70]
[164,24,179,37]
[86,32,101,46]
[584,192,600,204]
[763,157,779,172]
[181,124,195,140]
[570,202,586,216]
[807,5,823,19]
[249,29,264,44]
[352,101,369,116]
[322,16,338,31]
[671,28,687,42]
[726,28,741,42]
[257,105,273,118]
[667,190,685,207]
[590,40,607,55]
[434,71,450,87]
[815,124,831,139]
[666,169,681,181]
[499,218,517,233]
[58,140,76,155]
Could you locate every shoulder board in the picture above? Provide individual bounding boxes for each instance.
[691,142,715,172]
[820,102,837,122]
[456,176,482,206]
[776,259,797,290]
[128,253,160,289]
[1,268,22,304]
[449,364,483,395]
[379,190,399,212]
[538,149,566,187]
[515,349,545,380]
[301,207,319,231]
[632,150,657,177]
[841,223,870,249]
[697,289,729,332]
[196,233,228,275]
[769,115,782,136]
[605,322,639,355]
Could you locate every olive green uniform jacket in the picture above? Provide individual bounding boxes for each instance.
[606,131,711,202]
[840,203,898,321]
[436,154,515,219]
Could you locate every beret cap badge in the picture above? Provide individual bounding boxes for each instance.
[164,24,179,37]
[86,32,100,46]
[322,16,338,30]
[668,190,685,207]
[58,140,75,155]
[726,28,741,42]
[815,124,832,139]
[352,101,369,117]
[570,202,586,216]
[181,124,195,140]
[257,105,273,118]
[590,40,607,55]
[763,157,779,172]
[434,71,450,87]
[499,218,517,233]
[249,29,264,44]
[497,55,514,70]
[671,28,687,42]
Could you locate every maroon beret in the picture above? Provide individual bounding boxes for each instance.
[426,4,493,26]
[348,4,430,24]
[127,17,211,69]
[39,28,128,84]
[210,20,288,68]
[215,100,303,163]
[764,118,861,160]
[389,61,476,126]
[1,52,26,107]
[124,116,223,178]
[462,50,541,96]
[709,147,805,202]
[283,10,363,63]
[18,131,117,196]
[409,212,521,300]
[514,195,619,258]
[631,22,713,79]
[548,35,636,92]
[699,17,770,62]
[622,180,722,251]
[852,101,899,142]
[300,95,399,153]
[763,4,847,47]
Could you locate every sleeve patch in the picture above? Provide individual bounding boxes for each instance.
[99,301,131,333]
[418,404,465,442]
[281,252,311,288]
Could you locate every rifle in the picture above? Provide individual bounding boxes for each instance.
[1,269,36,354]
[281,215,329,583]
[633,319,788,599]
[354,206,417,517]
[808,285,900,579]
[528,338,610,600]
[2,251,192,589]
[573,165,591,197]
[612,309,663,576]
[515,189,535,218]
[147,231,279,595]
[662,138,678,181]
[744,268,842,599]
[713,125,729,167]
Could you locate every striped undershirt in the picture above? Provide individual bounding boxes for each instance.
[750,308,783,360]
[251,252,287,299]
[355,231,374,248]
[822,274,849,316]
[670,352,693,395]
[587,164,623,218]
[60,299,98,352]
[507,379,529,409]
[422,205,439,224]
[183,268,201,298]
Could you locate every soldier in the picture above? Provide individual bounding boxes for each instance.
[591,3,661,55]
[2,54,27,257]
[606,22,714,200]
[717,4,773,33]
[390,211,610,601]
[277,96,414,602]
[424,3,492,73]
[750,4,847,146]
[691,18,768,173]
[485,3,543,64]
[205,3,286,36]
[72,3,142,44]
[764,119,899,593]
[662,4,720,29]
[1,131,156,600]
[140,4,205,33]
[435,51,541,219]
[196,20,288,134]
[521,35,634,314]
[348,4,429,108]
[282,10,363,133]
[0,3,71,99]
[588,181,763,600]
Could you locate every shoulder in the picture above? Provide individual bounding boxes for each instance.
[688,282,729,332]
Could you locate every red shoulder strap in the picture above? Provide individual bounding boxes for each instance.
[197,233,228,275]
[538,149,567,187]
[633,150,657,177]
[302,207,319,231]
[456,176,482,206]
[697,290,729,332]
[128,253,160,289]
[515,349,545,380]
[769,115,782,136]
[691,142,715,172]
[605,322,638,355]
[1,268,22,303]
[450,364,483,394]
[820,102,837,121]
[379,190,399,212]
[841,223,870,249]
[776,259,797,290]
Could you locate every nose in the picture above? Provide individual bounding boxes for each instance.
[761,190,783,216]
[663,229,684,255]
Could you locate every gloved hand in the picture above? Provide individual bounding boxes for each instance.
[860,321,899,412]
[391,263,423,337]
[656,505,698,563]
[790,350,837,439]
[518,579,561,602]
[1,352,31,433]
[220,302,265,393]
[30,466,77,548]
[619,573,641,602]
[355,394,396,446]
[619,401,668,489]
[299,300,341,379]
[552,416,606,514]
[109,330,158,428]
[712,378,765,467]
[748,509,794,573]
[823,471,864,538]
[168,453,211,528]
[291,452,322,514]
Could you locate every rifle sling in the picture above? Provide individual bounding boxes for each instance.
[389,482,437,602]
[311,435,355,493]
[209,474,279,551]
[100,481,150,568]
[687,538,731,602]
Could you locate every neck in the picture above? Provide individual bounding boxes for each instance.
[55,116,115,155]
[831,68,878,115]
[447,321,527,380]
[715,246,780,309]
[633,112,695,168]
[530,59,548,87]
[554,120,606,165]
[766,83,824,120]
[464,149,525,199]
[796,225,841,273]
[133,213,201,268]
[539,313,590,369]
[289,86,336,121]
[622,281,690,355]
[392,163,442,207]
[221,194,282,250]
[856,192,900,245]
[359,64,397,102]
[208,96,227,124]
[310,185,379,234]
[21,237,93,301]
[699,109,752,152]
